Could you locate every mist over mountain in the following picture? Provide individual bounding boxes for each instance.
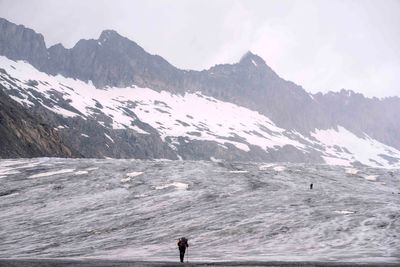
[1,17,400,167]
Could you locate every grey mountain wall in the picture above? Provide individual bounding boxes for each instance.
[46,30,186,90]
[1,17,399,158]
[0,18,48,70]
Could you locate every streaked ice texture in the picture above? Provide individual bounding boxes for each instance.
[0,158,399,263]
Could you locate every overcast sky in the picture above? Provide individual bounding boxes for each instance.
[0,0,399,97]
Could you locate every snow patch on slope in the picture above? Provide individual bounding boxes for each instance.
[104,133,114,143]
[311,126,400,168]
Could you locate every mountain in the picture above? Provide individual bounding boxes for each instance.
[1,17,400,167]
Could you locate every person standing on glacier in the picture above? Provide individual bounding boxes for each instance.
[177,237,189,263]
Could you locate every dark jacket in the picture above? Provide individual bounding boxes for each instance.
[177,238,189,250]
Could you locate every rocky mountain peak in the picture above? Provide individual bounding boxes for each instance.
[50,43,65,49]
[239,51,266,67]
[98,29,127,45]
[99,29,121,39]
[236,51,278,79]
[322,89,364,100]
[207,51,275,77]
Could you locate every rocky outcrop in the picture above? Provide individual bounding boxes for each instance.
[0,87,77,158]
[46,30,186,90]
[55,117,178,159]
[0,18,48,70]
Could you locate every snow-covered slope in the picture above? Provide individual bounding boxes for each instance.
[311,127,400,167]
[1,56,400,167]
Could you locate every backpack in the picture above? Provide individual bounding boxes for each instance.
[178,237,188,247]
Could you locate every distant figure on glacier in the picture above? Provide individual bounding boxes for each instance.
[310,183,313,190]
[177,237,189,263]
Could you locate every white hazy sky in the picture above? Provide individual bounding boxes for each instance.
[0,0,399,97]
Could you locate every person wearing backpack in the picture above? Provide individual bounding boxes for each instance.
[177,237,189,263]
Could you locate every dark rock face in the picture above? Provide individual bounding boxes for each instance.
[57,118,179,160]
[46,30,185,89]
[0,18,48,69]
[0,87,76,158]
